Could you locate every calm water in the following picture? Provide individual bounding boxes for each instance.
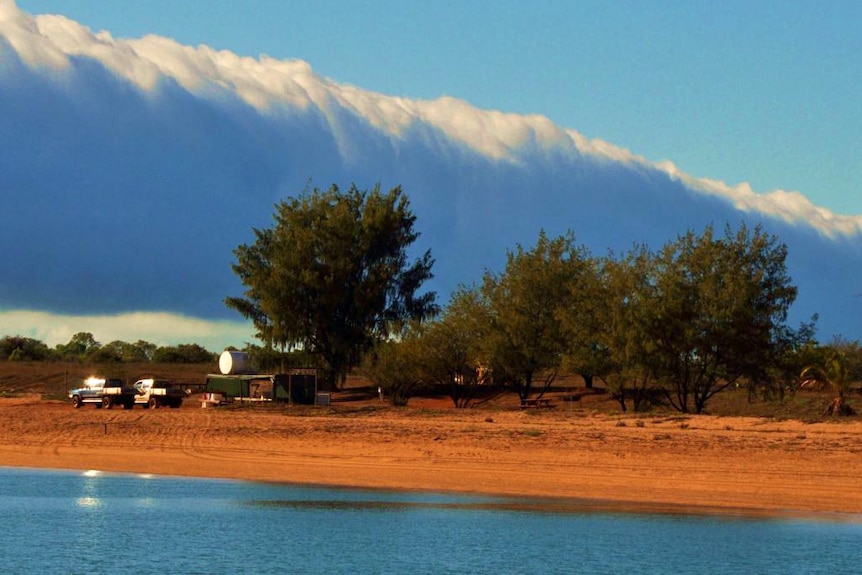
[1,467,860,574]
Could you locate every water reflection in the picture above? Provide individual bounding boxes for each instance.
[75,496,101,508]
[76,469,103,508]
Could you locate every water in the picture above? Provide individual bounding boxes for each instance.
[1,467,859,574]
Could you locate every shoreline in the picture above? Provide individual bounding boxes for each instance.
[4,464,860,524]
[2,397,862,519]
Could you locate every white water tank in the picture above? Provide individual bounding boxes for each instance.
[219,351,250,375]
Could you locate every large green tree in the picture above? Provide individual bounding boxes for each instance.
[416,287,495,408]
[481,230,588,403]
[648,223,805,413]
[557,252,608,390]
[55,332,100,360]
[591,247,660,412]
[226,184,437,387]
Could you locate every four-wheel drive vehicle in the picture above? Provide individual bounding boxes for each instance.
[69,377,136,409]
[133,378,186,409]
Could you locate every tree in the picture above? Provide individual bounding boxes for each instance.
[417,287,496,408]
[87,344,123,363]
[226,183,437,387]
[481,230,587,403]
[151,343,216,363]
[830,337,862,384]
[593,247,661,412]
[362,335,424,407]
[0,336,53,361]
[86,339,145,363]
[55,332,100,360]
[800,341,858,416]
[745,316,817,403]
[648,224,805,414]
[557,253,609,391]
[122,340,158,362]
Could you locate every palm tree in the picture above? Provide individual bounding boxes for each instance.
[800,349,856,416]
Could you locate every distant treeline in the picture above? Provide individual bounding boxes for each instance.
[0,332,216,364]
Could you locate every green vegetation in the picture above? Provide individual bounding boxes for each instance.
[633,224,810,414]
[412,288,494,408]
[0,332,216,364]
[0,336,52,361]
[479,231,587,404]
[363,222,828,414]
[799,338,861,415]
[225,183,437,388]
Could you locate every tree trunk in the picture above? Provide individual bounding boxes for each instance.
[616,391,627,412]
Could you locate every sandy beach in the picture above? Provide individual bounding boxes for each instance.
[2,396,862,518]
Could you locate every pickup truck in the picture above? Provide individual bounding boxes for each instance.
[133,378,187,409]
[69,377,136,409]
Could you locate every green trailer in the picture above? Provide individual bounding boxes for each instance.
[204,369,319,404]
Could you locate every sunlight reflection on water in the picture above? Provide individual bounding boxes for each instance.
[75,496,101,508]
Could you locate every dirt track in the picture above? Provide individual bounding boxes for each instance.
[2,396,862,518]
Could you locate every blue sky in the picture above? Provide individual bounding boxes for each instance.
[17,0,862,217]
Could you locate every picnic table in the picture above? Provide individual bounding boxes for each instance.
[520,398,553,408]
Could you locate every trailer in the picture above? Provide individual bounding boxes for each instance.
[204,369,319,405]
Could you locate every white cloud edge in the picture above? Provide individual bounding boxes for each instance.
[0,310,254,352]
[2,0,860,238]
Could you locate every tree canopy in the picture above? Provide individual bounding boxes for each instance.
[479,230,590,402]
[226,183,438,386]
[645,224,806,413]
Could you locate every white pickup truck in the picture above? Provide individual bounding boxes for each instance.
[133,378,187,409]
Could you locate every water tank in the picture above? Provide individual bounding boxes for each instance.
[219,351,250,375]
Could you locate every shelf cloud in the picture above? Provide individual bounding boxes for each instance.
[1,0,860,347]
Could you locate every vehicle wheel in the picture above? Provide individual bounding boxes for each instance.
[72,395,82,409]
[148,398,159,409]
[102,397,113,409]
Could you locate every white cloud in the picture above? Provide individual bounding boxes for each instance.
[3,0,860,238]
[0,0,69,69]
[0,310,254,352]
[654,164,862,239]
